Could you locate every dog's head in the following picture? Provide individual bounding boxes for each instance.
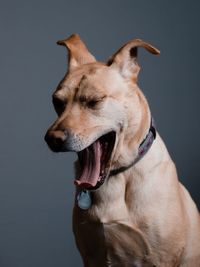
[45,34,159,189]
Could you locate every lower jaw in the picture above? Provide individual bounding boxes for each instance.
[80,172,108,191]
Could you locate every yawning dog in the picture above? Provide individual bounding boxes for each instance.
[45,34,200,266]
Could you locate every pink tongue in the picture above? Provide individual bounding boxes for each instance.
[74,140,101,188]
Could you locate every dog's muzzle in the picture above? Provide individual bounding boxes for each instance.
[44,129,87,152]
[45,127,117,190]
[44,130,68,152]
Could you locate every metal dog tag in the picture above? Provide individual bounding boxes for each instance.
[77,190,92,210]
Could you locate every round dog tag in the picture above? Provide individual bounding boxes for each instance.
[77,190,92,210]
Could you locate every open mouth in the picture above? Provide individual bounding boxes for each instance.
[74,131,116,190]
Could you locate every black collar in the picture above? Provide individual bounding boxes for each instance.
[110,118,156,177]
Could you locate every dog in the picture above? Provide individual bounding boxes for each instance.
[45,34,200,266]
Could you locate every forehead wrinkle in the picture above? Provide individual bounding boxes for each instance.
[71,74,88,100]
[57,63,108,99]
[78,74,88,87]
[55,74,82,99]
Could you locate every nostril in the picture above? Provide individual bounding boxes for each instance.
[44,130,67,151]
[53,130,67,142]
[54,136,65,147]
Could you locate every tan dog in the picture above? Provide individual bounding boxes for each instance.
[45,34,200,267]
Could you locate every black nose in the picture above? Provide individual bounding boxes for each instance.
[44,130,67,152]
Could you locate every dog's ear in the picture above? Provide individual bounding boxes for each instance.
[107,39,160,81]
[57,34,96,72]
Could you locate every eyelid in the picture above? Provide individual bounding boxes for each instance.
[86,96,106,109]
[79,95,106,102]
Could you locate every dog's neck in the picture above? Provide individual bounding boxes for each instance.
[89,133,171,223]
[109,117,156,177]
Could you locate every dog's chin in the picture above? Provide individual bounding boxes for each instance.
[74,131,116,190]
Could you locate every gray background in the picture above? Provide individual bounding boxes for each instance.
[0,0,200,266]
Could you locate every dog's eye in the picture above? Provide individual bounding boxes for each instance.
[52,97,66,114]
[86,99,100,109]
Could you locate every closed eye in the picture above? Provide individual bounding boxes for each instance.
[52,96,66,114]
[87,99,101,109]
[79,96,106,109]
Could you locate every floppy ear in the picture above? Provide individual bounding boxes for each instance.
[57,34,96,72]
[107,39,160,80]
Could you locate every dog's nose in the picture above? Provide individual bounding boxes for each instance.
[44,130,67,152]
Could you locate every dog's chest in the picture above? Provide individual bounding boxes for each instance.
[73,207,155,267]
[73,187,183,267]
